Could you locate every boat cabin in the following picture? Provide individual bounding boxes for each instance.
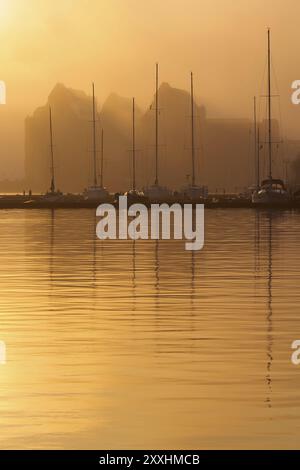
[261,179,286,192]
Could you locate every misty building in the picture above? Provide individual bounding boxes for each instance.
[25,83,281,193]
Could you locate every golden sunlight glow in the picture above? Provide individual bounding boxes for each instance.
[0,0,12,26]
[1,0,300,179]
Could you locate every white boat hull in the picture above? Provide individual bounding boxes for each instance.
[83,186,111,202]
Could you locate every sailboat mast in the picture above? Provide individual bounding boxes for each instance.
[92,83,97,187]
[155,63,159,186]
[253,96,258,188]
[191,72,196,186]
[267,29,272,181]
[132,98,136,191]
[257,127,260,189]
[49,106,55,193]
[100,128,104,188]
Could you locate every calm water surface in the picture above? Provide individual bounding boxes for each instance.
[0,208,300,449]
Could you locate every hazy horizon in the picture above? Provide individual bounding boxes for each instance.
[1,0,300,179]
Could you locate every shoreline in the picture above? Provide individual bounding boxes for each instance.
[0,195,299,210]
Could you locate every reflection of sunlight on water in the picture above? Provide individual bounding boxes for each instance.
[0,81,6,105]
[0,209,299,449]
[0,340,6,364]
[0,1,13,29]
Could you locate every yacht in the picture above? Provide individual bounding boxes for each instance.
[83,185,110,201]
[252,178,289,204]
[83,84,111,202]
[180,72,208,202]
[252,30,289,205]
[144,184,173,203]
[125,98,148,204]
[44,107,63,202]
[144,64,173,203]
[181,183,208,202]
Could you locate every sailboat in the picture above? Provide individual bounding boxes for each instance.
[83,83,110,202]
[144,64,173,203]
[247,96,260,195]
[126,98,147,204]
[44,106,63,201]
[180,72,208,202]
[254,96,260,193]
[252,30,289,205]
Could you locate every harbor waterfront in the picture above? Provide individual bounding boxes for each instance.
[2,0,300,454]
[0,193,299,209]
[0,208,299,449]
[9,31,296,210]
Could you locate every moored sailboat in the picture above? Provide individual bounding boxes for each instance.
[44,106,63,201]
[125,98,148,204]
[83,83,111,202]
[180,72,208,202]
[144,64,173,203]
[252,30,289,205]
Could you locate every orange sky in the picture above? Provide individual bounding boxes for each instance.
[0,0,300,178]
